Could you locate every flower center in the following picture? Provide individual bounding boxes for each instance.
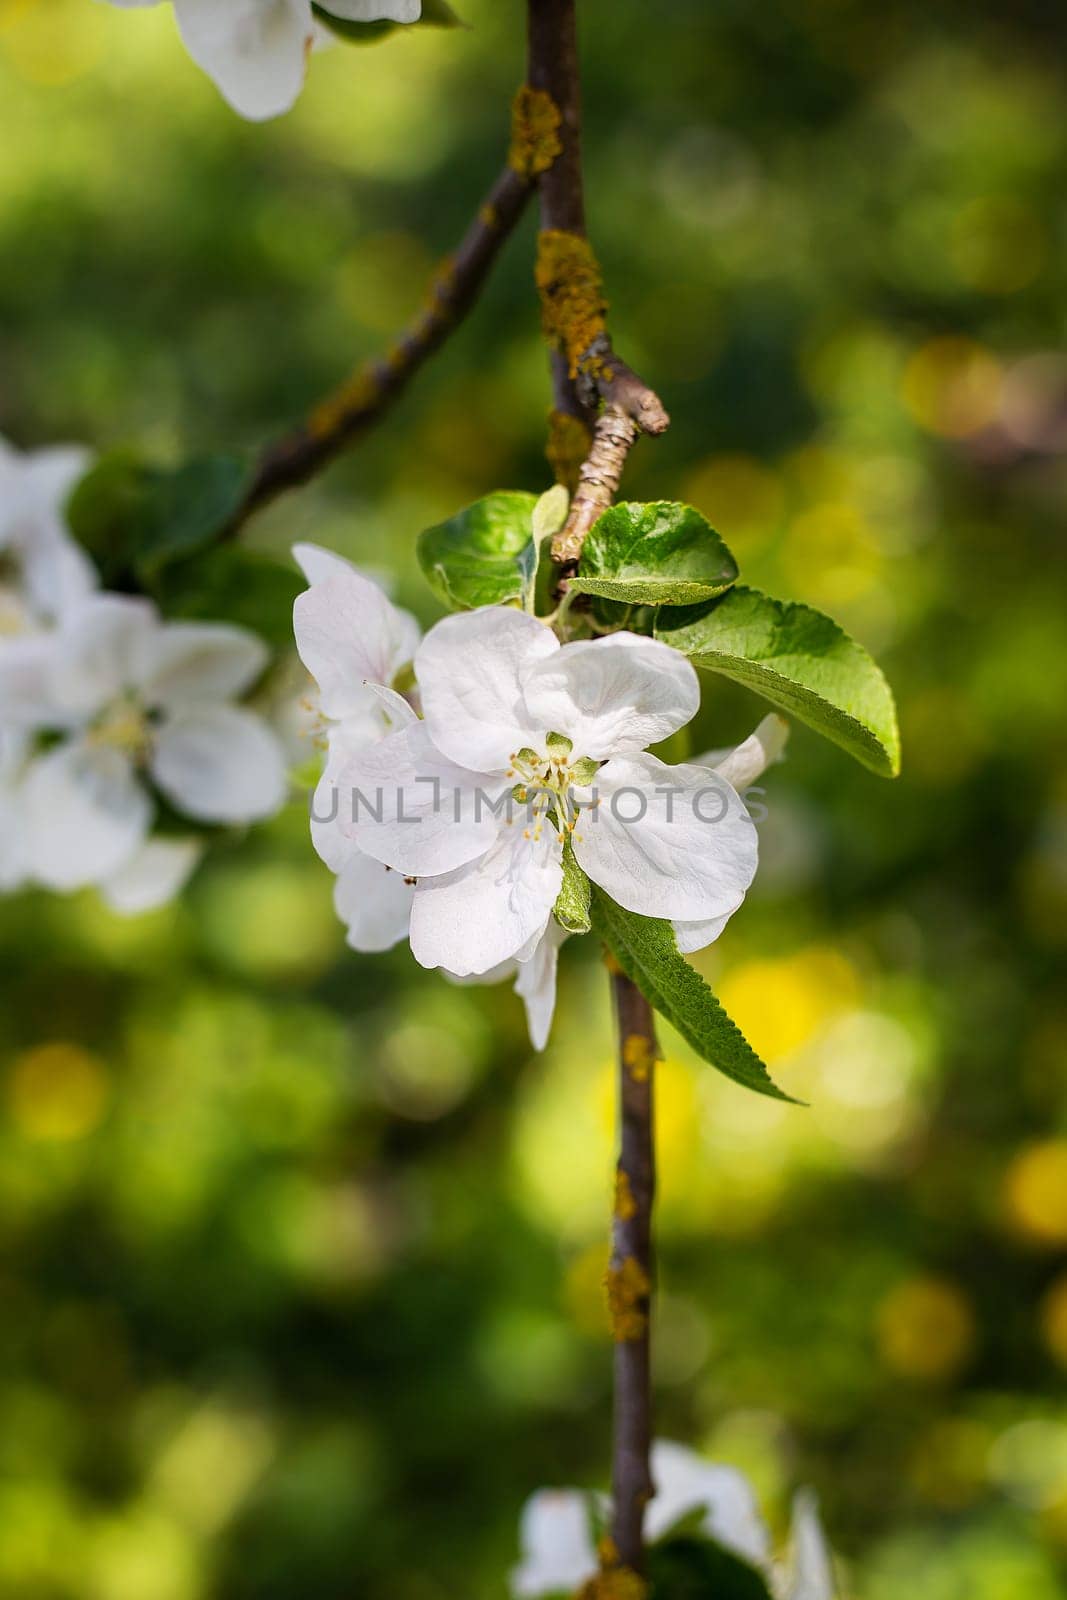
[88,695,153,762]
[506,733,599,845]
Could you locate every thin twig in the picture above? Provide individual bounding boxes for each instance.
[230,160,533,531]
[608,969,659,1576]
[526,0,668,570]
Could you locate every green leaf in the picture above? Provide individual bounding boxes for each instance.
[657,585,900,778]
[590,890,795,1102]
[649,1537,776,1600]
[554,839,591,934]
[66,450,251,587]
[154,547,301,652]
[417,490,537,611]
[570,501,739,606]
[311,0,461,44]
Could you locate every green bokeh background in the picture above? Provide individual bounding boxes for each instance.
[2,1,1067,1595]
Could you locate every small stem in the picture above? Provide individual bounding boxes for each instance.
[608,969,658,1575]
[230,158,533,531]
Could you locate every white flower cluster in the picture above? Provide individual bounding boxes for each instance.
[101,0,423,121]
[293,547,788,1050]
[512,1439,836,1599]
[0,437,287,912]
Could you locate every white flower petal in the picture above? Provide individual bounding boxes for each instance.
[333,852,414,953]
[151,706,287,823]
[134,621,269,710]
[321,0,421,20]
[701,713,790,793]
[522,632,699,759]
[514,919,567,1051]
[510,1489,597,1599]
[409,824,562,977]
[46,594,159,722]
[416,606,557,773]
[172,0,314,121]
[292,541,359,585]
[572,752,758,921]
[23,740,151,890]
[307,707,399,871]
[783,1489,836,1600]
[294,569,421,718]
[672,908,733,955]
[647,1441,773,1572]
[101,835,204,914]
[0,634,70,727]
[338,721,504,877]
[20,530,98,622]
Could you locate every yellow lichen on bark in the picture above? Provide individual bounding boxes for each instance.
[605,1255,651,1342]
[546,407,592,492]
[535,229,607,378]
[308,365,380,439]
[622,1032,656,1083]
[509,85,564,178]
[575,1559,648,1600]
[614,1169,638,1222]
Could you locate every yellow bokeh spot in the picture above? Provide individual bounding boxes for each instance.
[714,947,860,1065]
[681,453,784,559]
[1,0,106,85]
[782,501,882,607]
[6,1043,110,1142]
[951,196,1045,295]
[901,336,1002,439]
[876,1274,976,1382]
[1003,1141,1067,1246]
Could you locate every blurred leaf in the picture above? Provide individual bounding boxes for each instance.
[571,502,739,606]
[154,546,301,650]
[67,450,250,586]
[417,490,537,610]
[590,890,794,1102]
[649,1537,776,1599]
[554,840,591,934]
[532,483,570,543]
[311,0,462,45]
[657,586,900,778]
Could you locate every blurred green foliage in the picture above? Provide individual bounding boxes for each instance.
[1,0,1067,1596]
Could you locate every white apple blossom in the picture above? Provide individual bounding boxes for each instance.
[292,541,421,953]
[293,564,792,1049]
[0,436,96,636]
[0,593,286,902]
[101,0,423,122]
[511,1439,836,1598]
[336,606,759,979]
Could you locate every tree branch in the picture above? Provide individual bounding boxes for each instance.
[607,968,658,1577]
[230,158,533,531]
[526,0,668,567]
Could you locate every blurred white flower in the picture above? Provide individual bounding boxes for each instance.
[0,436,96,636]
[101,0,423,121]
[510,1440,836,1598]
[0,594,286,901]
[0,730,30,893]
